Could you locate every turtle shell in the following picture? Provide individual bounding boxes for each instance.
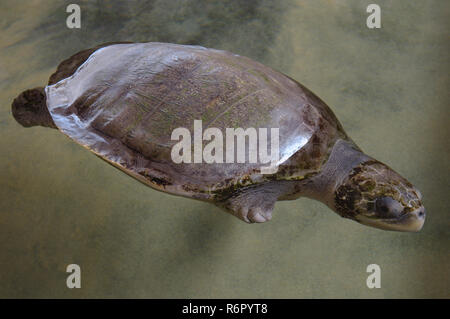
[45,42,347,201]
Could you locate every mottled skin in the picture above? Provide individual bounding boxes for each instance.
[11,42,426,231]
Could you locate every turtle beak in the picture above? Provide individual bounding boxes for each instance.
[400,207,426,232]
[356,206,426,232]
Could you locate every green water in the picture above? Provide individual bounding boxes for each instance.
[0,0,448,298]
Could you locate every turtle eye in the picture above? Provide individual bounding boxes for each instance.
[374,197,403,218]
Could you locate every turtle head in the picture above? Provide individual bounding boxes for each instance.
[334,160,425,232]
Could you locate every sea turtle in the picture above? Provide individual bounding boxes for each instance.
[12,42,425,231]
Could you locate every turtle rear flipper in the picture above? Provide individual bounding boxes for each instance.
[11,87,56,129]
[48,42,132,85]
[12,42,132,129]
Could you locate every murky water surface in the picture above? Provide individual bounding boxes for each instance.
[0,0,448,297]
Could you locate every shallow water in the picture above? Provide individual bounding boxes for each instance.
[0,0,448,298]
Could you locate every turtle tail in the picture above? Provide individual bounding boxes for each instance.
[11,87,57,129]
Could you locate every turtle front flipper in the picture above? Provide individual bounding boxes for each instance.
[218,186,280,223]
